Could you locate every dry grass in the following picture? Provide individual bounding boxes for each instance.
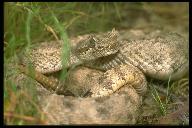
[4,2,189,125]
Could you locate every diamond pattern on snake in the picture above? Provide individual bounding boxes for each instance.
[20,29,189,98]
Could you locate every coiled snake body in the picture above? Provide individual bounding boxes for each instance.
[20,29,189,97]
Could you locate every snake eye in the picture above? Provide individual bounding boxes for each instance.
[88,37,96,48]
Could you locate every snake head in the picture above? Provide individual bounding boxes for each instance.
[74,28,120,61]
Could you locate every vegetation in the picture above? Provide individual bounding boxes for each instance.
[4,2,188,125]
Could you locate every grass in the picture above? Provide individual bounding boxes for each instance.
[4,2,130,125]
[4,2,189,125]
[150,76,172,116]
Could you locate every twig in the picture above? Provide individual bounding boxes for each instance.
[4,111,48,124]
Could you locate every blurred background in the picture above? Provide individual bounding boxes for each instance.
[4,2,189,125]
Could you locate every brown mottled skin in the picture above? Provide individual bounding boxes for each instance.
[21,29,188,97]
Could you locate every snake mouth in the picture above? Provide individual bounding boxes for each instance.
[74,29,120,61]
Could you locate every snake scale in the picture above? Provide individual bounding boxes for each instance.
[20,29,189,98]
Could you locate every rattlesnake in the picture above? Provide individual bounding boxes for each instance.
[20,28,189,98]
